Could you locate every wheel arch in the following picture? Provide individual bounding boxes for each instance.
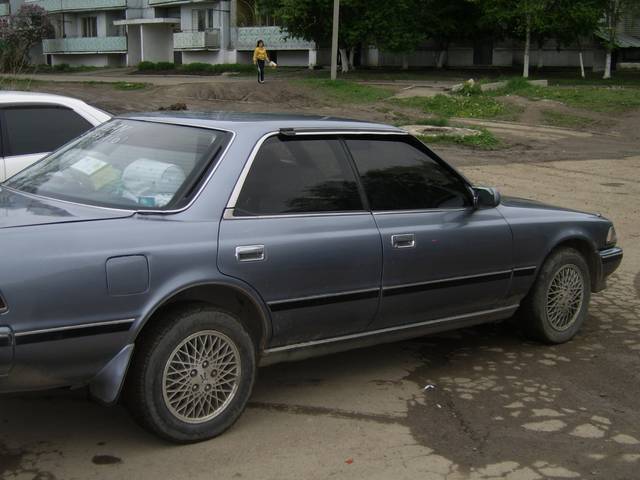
[134,281,272,353]
[543,234,602,292]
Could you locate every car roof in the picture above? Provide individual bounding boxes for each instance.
[0,90,89,106]
[0,91,111,123]
[120,111,405,134]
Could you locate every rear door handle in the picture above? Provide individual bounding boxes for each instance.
[391,234,416,249]
[235,245,266,262]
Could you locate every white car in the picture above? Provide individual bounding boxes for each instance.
[0,91,110,181]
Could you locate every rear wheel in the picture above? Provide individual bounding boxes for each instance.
[125,304,256,443]
[520,248,591,344]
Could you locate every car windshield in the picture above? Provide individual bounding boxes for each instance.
[4,119,229,210]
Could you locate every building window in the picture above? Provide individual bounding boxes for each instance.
[192,8,215,32]
[81,16,98,38]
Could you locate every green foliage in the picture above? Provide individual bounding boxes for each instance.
[495,78,640,112]
[395,93,518,119]
[0,4,54,72]
[419,129,502,150]
[154,61,175,71]
[112,81,147,90]
[137,61,255,75]
[138,61,156,71]
[299,78,393,103]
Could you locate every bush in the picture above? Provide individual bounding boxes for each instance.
[52,63,71,72]
[138,61,155,71]
[154,61,175,71]
[179,62,214,73]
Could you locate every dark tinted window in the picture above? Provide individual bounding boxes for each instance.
[3,106,93,156]
[346,138,471,210]
[234,137,363,216]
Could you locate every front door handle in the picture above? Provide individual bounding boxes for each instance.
[391,234,416,249]
[235,245,265,262]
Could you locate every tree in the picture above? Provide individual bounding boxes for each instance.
[259,0,431,72]
[550,0,603,78]
[0,4,53,72]
[599,0,640,79]
[258,0,374,72]
[369,0,427,70]
[418,0,484,69]
[478,0,555,78]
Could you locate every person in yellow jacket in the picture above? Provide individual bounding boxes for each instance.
[253,40,270,84]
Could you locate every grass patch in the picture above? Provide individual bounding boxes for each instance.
[298,78,393,103]
[418,128,502,150]
[494,78,640,112]
[113,81,147,90]
[414,117,450,126]
[394,93,520,120]
[540,110,596,129]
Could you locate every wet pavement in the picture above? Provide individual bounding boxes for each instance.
[1,157,639,480]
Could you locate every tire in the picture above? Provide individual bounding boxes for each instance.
[124,304,256,443]
[520,247,591,344]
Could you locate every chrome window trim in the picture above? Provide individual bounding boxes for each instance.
[223,209,371,220]
[14,318,135,337]
[372,207,471,215]
[2,122,237,216]
[263,304,519,354]
[223,130,410,219]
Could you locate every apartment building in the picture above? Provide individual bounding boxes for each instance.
[14,0,315,67]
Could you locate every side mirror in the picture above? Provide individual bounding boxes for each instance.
[472,187,501,209]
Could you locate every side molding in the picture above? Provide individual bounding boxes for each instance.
[89,343,134,405]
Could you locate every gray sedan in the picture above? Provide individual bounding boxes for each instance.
[0,113,622,443]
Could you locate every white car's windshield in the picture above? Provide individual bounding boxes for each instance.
[5,119,229,210]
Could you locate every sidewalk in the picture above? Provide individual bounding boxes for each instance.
[0,68,256,86]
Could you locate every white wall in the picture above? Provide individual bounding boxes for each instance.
[272,50,309,67]
[127,24,142,66]
[51,53,124,66]
[140,24,173,62]
[182,50,225,64]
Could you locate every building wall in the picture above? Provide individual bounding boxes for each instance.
[127,24,142,65]
[51,53,124,66]
[140,24,173,62]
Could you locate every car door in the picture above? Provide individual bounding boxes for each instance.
[344,136,514,329]
[218,134,382,347]
[0,105,94,180]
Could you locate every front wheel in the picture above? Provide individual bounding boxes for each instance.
[520,247,591,344]
[125,305,256,443]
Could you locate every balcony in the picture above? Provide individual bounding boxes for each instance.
[43,36,127,54]
[24,0,125,13]
[236,26,314,50]
[0,3,10,16]
[173,30,220,51]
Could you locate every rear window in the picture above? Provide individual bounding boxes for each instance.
[5,119,230,210]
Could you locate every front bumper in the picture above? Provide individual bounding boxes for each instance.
[594,246,623,292]
[600,247,623,277]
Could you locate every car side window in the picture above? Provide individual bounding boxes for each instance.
[345,138,472,211]
[2,106,93,157]
[234,136,364,216]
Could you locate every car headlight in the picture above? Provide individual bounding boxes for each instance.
[606,226,617,247]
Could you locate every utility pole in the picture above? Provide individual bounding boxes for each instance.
[330,0,340,80]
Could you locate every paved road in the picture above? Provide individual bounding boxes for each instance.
[1,157,638,480]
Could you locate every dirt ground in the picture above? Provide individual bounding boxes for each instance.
[1,78,639,480]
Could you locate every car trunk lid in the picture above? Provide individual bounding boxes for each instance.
[0,187,134,229]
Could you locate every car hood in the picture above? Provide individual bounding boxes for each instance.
[0,187,134,229]
[500,195,598,216]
